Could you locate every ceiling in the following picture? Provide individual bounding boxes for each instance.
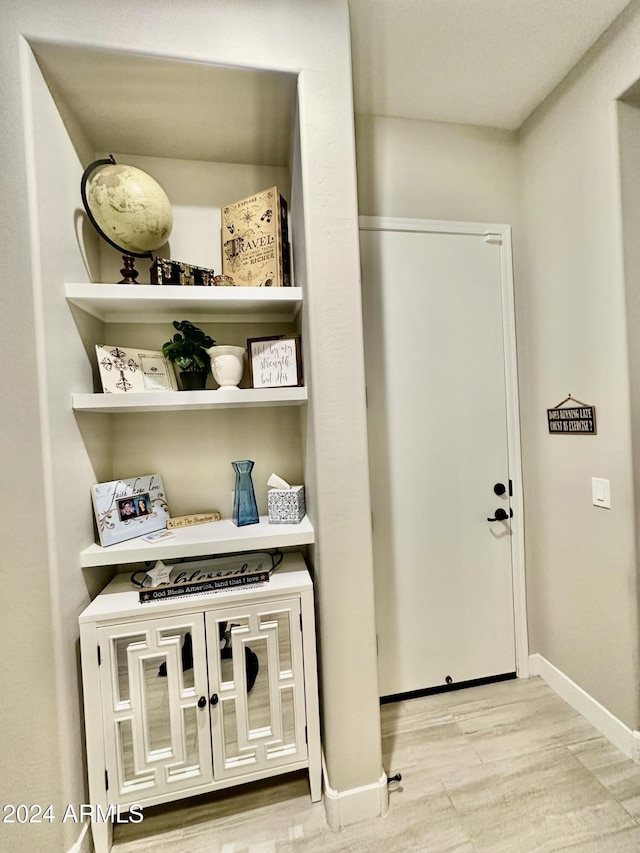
[348,0,632,130]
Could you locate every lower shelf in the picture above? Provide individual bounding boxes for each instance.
[80,515,314,568]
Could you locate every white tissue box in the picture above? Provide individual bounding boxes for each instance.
[268,486,305,524]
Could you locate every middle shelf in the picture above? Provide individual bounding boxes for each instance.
[72,387,307,413]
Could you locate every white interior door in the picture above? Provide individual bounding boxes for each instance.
[360,219,520,697]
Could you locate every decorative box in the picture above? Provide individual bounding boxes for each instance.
[268,486,305,524]
[150,257,215,286]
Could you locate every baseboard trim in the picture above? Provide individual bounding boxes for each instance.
[322,754,389,829]
[529,653,640,762]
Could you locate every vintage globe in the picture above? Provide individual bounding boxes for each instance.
[82,158,173,256]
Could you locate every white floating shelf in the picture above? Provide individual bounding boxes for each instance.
[65,283,303,324]
[72,387,307,413]
[80,516,315,568]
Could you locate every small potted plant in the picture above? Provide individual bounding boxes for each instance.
[162,320,216,390]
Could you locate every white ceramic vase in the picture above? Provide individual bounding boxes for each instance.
[207,345,246,390]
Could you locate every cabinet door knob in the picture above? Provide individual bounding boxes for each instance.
[210,694,219,706]
[197,696,207,709]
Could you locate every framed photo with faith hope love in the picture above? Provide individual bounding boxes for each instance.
[91,473,170,547]
[95,344,178,393]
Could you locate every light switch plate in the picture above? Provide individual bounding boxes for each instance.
[592,477,611,509]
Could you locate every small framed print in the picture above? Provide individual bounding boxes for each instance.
[96,345,178,394]
[91,474,170,547]
[247,335,303,389]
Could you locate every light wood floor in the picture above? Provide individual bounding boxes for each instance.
[112,676,640,852]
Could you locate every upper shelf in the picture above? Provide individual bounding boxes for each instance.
[65,283,303,324]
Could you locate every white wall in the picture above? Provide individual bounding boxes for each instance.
[355,114,520,225]
[517,3,640,729]
[0,34,105,853]
[24,45,116,853]
[0,2,382,851]
[618,100,640,583]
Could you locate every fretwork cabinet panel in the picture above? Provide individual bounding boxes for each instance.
[97,613,213,804]
[206,600,308,781]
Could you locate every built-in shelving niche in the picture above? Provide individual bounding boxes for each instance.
[30,41,311,566]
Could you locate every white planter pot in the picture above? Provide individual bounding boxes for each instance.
[206,345,246,390]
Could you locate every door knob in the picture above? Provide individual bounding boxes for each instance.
[493,482,506,496]
[487,507,513,522]
[210,694,219,706]
[197,696,207,708]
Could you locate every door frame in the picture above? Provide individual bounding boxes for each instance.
[359,216,529,679]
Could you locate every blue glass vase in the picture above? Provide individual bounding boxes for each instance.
[232,460,259,526]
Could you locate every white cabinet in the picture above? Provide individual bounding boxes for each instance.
[80,553,321,853]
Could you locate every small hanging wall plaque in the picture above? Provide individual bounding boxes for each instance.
[547,394,597,435]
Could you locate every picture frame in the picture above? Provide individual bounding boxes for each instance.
[95,344,178,394]
[91,474,170,547]
[246,335,303,389]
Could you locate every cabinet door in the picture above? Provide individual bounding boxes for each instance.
[97,614,213,805]
[206,599,307,781]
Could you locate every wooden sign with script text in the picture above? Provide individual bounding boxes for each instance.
[247,335,303,388]
[547,406,597,434]
[166,512,221,529]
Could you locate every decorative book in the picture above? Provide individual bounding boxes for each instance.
[221,186,291,287]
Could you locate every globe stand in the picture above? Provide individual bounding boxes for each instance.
[120,255,139,285]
